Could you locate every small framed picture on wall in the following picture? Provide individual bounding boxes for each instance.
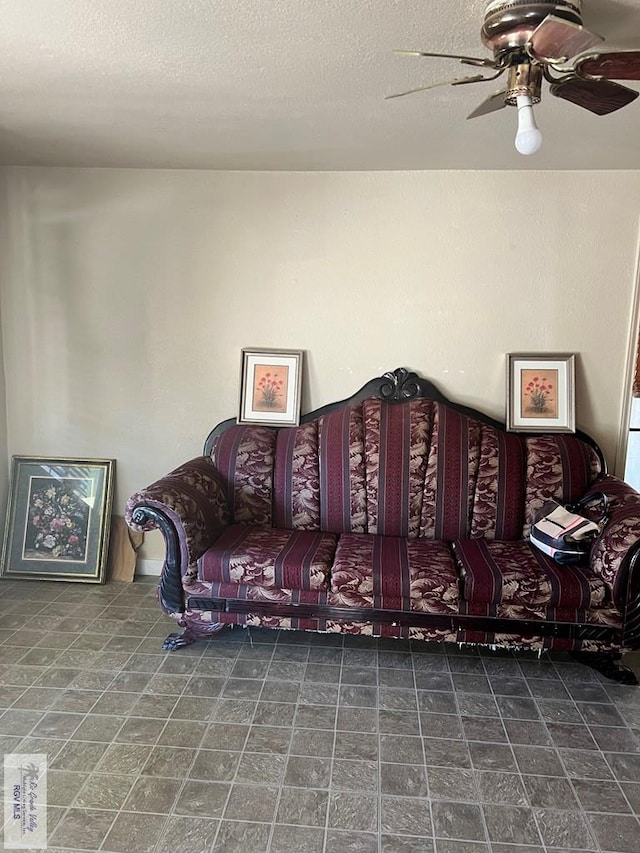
[506,353,576,433]
[238,348,304,427]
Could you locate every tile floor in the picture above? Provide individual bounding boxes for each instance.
[0,577,639,853]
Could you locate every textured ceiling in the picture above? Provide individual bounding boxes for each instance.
[2,0,640,170]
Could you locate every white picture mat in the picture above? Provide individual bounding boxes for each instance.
[239,350,303,425]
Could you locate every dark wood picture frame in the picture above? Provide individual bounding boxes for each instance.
[0,456,115,583]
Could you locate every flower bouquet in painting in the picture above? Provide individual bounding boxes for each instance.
[25,478,90,561]
[1,457,114,582]
[238,348,304,427]
[523,373,557,417]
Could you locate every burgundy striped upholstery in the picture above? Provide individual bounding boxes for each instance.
[583,476,640,606]
[318,405,367,534]
[470,428,526,540]
[209,426,276,526]
[458,597,622,652]
[523,435,602,537]
[206,400,602,543]
[461,597,621,626]
[185,577,329,606]
[363,399,434,538]
[330,533,459,613]
[198,524,337,591]
[453,539,609,610]
[273,421,320,530]
[435,405,482,541]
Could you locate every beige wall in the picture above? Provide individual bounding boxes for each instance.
[0,167,638,561]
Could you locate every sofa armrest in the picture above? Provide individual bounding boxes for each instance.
[125,456,231,613]
[585,477,640,635]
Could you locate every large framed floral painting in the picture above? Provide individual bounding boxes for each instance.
[507,353,575,433]
[1,457,115,582]
[239,348,304,426]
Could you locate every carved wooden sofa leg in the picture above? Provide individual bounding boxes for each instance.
[569,652,639,685]
[162,621,225,651]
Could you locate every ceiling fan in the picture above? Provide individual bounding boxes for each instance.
[387,0,640,155]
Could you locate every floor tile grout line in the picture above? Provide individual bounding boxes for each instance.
[555,720,636,838]
[482,650,550,853]
[202,625,280,852]
[1,584,637,852]
[37,588,147,850]
[416,642,445,853]
[477,654,539,852]
[53,605,235,851]
[280,627,340,853]
[99,624,240,853]
[492,655,601,852]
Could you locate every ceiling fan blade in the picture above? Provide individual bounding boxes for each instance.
[385,74,488,100]
[528,14,603,63]
[393,49,497,69]
[467,90,507,119]
[550,76,639,115]
[574,50,640,81]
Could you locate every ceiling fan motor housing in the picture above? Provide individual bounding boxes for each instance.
[482,1,583,57]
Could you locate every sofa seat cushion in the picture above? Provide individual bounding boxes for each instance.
[198,524,337,591]
[452,539,609,610]
[329,533,459,613]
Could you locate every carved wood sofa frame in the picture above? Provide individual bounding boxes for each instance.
[127,369,640,683]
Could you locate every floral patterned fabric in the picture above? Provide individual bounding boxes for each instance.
[201,400,602,543]
[318,405,367,534]
[433,405,482,541]
[457,630,621,654]
[458,596,623,653]
[177,568,459,640]
[522,435,602,539]
[125,456,230,566]
[273,421,320,530]
[362,398,434,538]
[453,539,609,610]
[127,388,639,655]
[171,608,459,642]
[198,524,337,591]
[462,598,620,623]
[470,428,526,540]
[330,533,459,613]
[209,425,276,526]
[584,475,640,606]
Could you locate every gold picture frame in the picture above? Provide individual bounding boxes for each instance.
[238,348,304,427]
[506,353,576,433]
[0,456,115,583]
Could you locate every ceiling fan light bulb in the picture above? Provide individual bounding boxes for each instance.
[515,94,542,155]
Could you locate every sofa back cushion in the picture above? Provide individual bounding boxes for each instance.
[522,434,602,537]
[210,425,276,526]
[363,398,434,538]
[471,428,526,540]
[273,421,321,530]
[209,397,603,540]
[318,405,367,534]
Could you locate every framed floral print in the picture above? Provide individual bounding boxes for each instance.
[506,353,576,433]
[238,348,304,427]
[0,456,115,583]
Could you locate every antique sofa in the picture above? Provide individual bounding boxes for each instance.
[125,368,640,682]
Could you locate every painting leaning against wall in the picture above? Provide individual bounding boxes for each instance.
[0,457,115,582]
[507,354,575,434]
[238,348,304,427]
